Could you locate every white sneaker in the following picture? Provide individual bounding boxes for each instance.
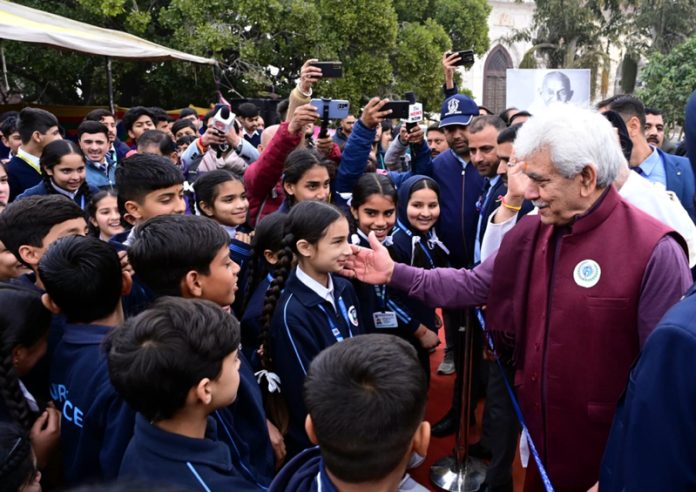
[437,351,455,375]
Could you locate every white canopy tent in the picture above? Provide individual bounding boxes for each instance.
[0,0,217,108]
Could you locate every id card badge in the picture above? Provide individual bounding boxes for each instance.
[373,311,398,329]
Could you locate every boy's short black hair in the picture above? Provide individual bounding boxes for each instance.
[137,130,176,156]
[129,215,229,297]
[39,235,122,324]
[148,107,173,124]
[115,153,184,208]
[84,109,114,122]
[179,108,197,119]
[0,195,84,266]
[121,106,155,133]
[171,119,197,137]
[304,334,427,483]
[17,107,60,145]
[0,115,18,138]
[77,120,109,140]
[645,107,662,117]
[237,102,260,118]
[105,297,240,421]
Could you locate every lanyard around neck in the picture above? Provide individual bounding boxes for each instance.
[317,296,353,343]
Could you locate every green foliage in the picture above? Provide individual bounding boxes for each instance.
[5,0,490,113]
[432,0,491,55]
[638,36,696,127]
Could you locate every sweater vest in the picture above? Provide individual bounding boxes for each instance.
[486,186,682,490]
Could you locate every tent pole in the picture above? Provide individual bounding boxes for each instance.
[106,57,114,114]
[1,42,10,93]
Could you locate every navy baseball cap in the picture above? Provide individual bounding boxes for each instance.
[439,94,479,128]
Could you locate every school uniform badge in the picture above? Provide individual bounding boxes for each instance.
[573,259,601,288]
[348,305,360,327]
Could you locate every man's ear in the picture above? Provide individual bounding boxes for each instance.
[182,270,203,298]
[305,414,319,445]
[17,245,40,269]
[41,293,61,314]
[123,200,143,222]
[295,239,313,259]
[411,421,430,458]
[579,164,598,196]
[627,116,642,137]
[121,271,133,296]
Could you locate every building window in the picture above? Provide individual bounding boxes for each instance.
[483,45,513,114]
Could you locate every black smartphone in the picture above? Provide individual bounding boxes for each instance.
[450,50,475,67]
[309,61,343,78]
[381,101,410,119]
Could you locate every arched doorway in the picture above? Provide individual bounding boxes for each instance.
[483,45,513,114]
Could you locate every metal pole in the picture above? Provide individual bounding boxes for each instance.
[430,309,487,491]
[106,57,115,114]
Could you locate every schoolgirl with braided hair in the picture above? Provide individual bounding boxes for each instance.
[15,140,98,209]
[258,200,363,459]
[0,284,59,470]
[239,212,288,369]
[0,422,41,492]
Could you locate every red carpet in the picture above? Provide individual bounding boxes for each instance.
[409,321,525,491]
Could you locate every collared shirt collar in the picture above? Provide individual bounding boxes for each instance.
[638,146,661,176]
[451,149,468,169]
[17,147,40,166]
[296,264,336,310]
[50,180,77,199]
[221,224,237,240]
[123,227,137,247]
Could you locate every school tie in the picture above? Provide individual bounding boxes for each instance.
[476,178,492,213]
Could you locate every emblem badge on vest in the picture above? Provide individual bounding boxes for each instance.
[445,98,460,116]
[573,259,601,288]
[348,305,360,327]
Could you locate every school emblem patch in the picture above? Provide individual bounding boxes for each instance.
[348,306,360,327]
[573,259,601,288]
[445,98,460,116]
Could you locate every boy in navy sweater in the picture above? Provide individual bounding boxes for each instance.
[110,153,186,316]
[128,214,278,487]
[39,235,134,484]
[270,334,431,492]
[106,297,260,491]
[111,153,186,251]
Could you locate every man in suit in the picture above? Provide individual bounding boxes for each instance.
[610,95,696,221]
[468,115,508,264]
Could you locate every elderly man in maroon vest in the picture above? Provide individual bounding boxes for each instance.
[344,104,692,492]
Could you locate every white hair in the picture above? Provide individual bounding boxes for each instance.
[514,104,624,188]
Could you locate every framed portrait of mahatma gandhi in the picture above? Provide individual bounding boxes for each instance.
[506,69,591,115]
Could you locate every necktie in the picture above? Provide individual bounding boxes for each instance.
[632,166,645,176]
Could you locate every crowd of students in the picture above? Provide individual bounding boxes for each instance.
[1,51,696,492]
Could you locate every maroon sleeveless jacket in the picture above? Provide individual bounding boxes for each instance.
[486,186,681,490]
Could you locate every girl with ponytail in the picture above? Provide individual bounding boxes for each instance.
[239,212,288,370]
[0,284,59,472]
[258,200,362,459]
[15,140,97,209]
[276,148,333,213]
